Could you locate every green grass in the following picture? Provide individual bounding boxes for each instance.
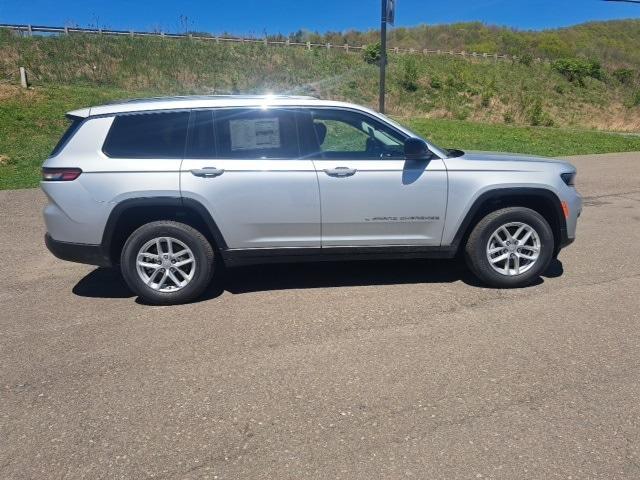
[1,83,639,190]
[0,84,149,189]
[405,118,640,157]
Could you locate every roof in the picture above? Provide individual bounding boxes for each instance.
[104,94,318,105]
[67,94,341,118]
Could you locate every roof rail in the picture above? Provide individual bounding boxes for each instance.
[105,94,318,105]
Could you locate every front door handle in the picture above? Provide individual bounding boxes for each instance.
[191,167,225,178]
[324,167,357,177]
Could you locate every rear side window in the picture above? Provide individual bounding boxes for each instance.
[214,109,299,159]
[50,115,83,157]
[103,111,189,158]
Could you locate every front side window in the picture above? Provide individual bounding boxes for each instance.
[103,111,189,159]
[305,109,406,160]
[214,108,299,159]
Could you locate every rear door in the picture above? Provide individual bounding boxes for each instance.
[298,108,448,247]
[180,108,321,249]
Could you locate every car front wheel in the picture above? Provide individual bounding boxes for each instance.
[120,221,215,304]
[464,207,554,288]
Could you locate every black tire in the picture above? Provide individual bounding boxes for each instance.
[120,221,215,305]
[464,207,554,288]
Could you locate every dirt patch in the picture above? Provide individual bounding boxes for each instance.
[0,154,11,166]
[0,84,41,102]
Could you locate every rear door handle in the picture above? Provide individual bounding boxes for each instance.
[191,167,225,178]
[324,167,357,177]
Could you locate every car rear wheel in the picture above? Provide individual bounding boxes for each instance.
[120,221,215,304]
[464,207,554,288]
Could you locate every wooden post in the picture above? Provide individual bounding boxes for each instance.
[27,24,33,36]
[344,44,349,53]
[306,41,311,51]
[19,67,28,88]
[326,43,331,50]
[64,26,69,35]
[264,37,268,46]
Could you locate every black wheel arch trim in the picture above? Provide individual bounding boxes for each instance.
[449,187,569,254]
[100,196,228,262]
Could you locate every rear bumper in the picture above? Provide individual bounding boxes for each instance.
[45,234,112,268]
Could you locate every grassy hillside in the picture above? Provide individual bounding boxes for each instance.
[1,23,640,190]
[2,83,640,190]
[294,19,640,68]
[1,28,639,132]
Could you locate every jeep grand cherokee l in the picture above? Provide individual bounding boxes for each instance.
[42,95,582,304]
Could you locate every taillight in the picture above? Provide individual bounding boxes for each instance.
[42,167,82,181]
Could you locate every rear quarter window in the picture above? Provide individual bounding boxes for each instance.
[102,111,189,159]
[50,115,84,157]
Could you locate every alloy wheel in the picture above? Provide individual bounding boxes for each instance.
[486,222,541,276]
[136,237,196,292]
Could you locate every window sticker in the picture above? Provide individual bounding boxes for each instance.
[229,118,281,151]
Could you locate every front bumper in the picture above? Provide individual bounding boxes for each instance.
[45,234,112,268]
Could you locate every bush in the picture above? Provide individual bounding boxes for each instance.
[399,56,419,92]
[528,99,554,126]
[632,90,640,107]
[613,68,635,85]
[552,58,603,86]
[454,108,470,120]
[480,91,492,108]
[430,77,442,89]
[554,84,566,94]
[445,75,467,91]
[363,42,381,65]
[519,53,534,67]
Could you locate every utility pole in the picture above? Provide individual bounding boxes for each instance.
[379,0,388,113]
[378,0,396,113]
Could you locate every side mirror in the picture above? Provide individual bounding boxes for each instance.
[404,138,431,161]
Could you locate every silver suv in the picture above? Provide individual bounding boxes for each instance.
[42,95,582,304]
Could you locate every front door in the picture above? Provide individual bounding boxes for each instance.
[298,108,447,247]
[180,108,321,250]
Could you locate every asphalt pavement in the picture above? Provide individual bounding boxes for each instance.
[1,152,639,479]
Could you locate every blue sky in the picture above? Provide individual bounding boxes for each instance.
[0,0,638,34]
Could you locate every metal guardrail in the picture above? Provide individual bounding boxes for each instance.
[0,23,546,63]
